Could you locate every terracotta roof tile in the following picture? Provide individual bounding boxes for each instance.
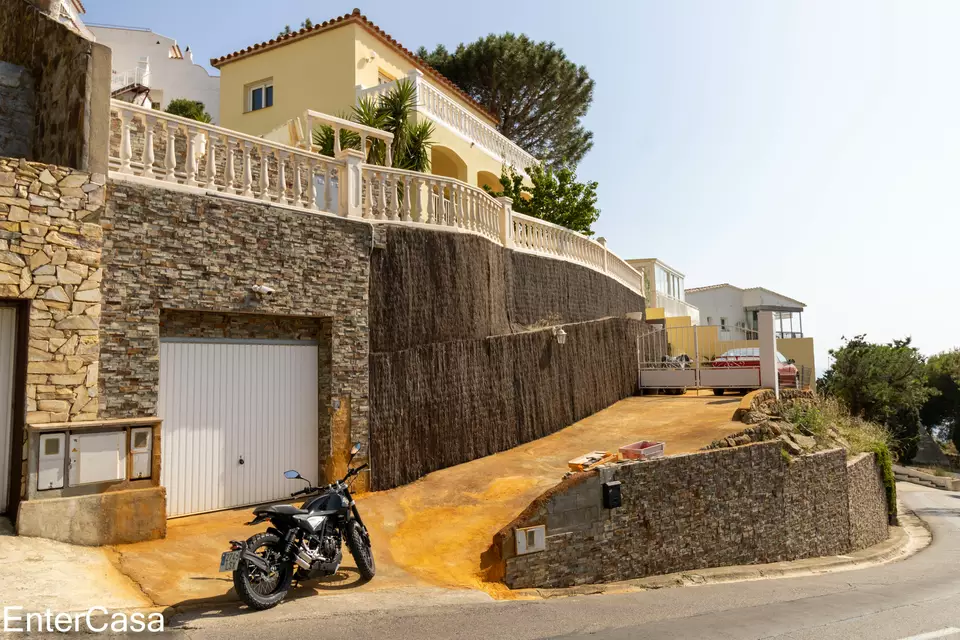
[210,8,499,125]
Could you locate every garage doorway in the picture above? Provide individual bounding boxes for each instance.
[158,337,321,517]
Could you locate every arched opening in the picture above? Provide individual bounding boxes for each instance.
[477,170,502,193]
[430,146,468,182]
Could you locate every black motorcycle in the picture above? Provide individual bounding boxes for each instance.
[219,443,376,610]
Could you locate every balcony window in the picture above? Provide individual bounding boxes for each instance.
[247,80,273,112]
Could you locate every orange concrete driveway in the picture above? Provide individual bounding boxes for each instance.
[110,392,742,606]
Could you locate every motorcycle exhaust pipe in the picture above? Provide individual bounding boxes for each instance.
[294,551,313,571]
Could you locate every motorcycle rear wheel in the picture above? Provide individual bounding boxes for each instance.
[346,521,376,581]
[233,532,293,611]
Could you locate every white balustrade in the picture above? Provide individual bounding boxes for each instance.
[108,99,645,298]
[109,100,344,214]
[357,71,539,174]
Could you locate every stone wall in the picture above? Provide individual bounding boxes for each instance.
[847,452,889,550]
[0,61,35,159]
[370,318,649,490]
[99,178,372,465]
[370,225,644,353]
[0,157,104,425]
[0,0,109,172]
[494,441,889,589]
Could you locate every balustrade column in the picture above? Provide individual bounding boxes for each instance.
[184,126,200,186]
[118,110,133,174]
[224,138,236,193]
[163,121,178,183]
[204,133,217,189]
[276,151,287,203]
[258,146,270,201]
[141,115,156,178]
[293,157,303,206]
[597,237,609,273]
[241,142,253,197]
[307,160,318,210]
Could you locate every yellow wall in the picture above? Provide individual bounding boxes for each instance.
[218,22,525,190]
[776,337,815,380]
[217,25,359,135]
[646,308,665,321]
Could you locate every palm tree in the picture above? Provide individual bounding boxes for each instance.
[312,79,434,173]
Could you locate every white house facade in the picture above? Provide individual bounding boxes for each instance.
[685,283,806,339]
[89,25,220,122]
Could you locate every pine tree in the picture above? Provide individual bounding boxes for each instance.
[417,34,595,168]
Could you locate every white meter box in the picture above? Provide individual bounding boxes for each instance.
[130,427,153,479]
[68,431,126,487]
[38,433,66,490]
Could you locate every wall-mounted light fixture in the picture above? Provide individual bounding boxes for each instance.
[251,284,275,297]
[553,326,567,345]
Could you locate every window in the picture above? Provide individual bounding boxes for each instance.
[377,70,395,85]
[720,317,728,330]
[246,79,274,112]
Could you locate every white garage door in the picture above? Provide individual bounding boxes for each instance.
[159,339,320,517]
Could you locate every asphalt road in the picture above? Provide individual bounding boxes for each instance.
[166,482,959,640]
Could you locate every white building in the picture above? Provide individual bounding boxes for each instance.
[626,258,700,324]
[684,283,805,340]
[89,25,220,122]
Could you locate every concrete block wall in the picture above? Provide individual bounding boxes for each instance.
[495,441,890,589]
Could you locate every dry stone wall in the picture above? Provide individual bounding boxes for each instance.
[0,157,104,426]
[495,441,889,589]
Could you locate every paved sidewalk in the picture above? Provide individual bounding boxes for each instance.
[0,517,151,614]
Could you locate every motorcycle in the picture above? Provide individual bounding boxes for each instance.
[218,442,376,610]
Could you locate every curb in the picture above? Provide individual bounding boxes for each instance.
[525,507,928,600]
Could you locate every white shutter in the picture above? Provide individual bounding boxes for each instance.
[159,339,319,517]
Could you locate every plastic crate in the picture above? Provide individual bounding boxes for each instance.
[619,440,665,461]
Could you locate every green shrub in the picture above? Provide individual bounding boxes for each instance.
[871,441,898,524]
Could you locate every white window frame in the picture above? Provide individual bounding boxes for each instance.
[246,79,274,113]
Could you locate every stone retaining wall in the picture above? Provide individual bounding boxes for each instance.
[847,452,891,550]
[0,0,110,172]
[494,441,889,589]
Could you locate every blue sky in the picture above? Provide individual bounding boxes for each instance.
[85,0,958,373]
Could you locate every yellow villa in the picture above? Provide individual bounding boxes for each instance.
[210,8,537,191]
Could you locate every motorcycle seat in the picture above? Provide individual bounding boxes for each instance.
[253,504,308,516]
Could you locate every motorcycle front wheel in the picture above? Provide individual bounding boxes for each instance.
[233,532,293,611]
[346,520,376,581]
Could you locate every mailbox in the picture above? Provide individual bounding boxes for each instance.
[602,480,622,509]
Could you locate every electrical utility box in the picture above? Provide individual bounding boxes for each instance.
[602,480,622,509]
[130,427,152,479]
[68,431,126,487]
[38,433,66,490]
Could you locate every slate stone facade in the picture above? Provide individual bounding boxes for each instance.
[496,442,889,589]
[99,179,372,462]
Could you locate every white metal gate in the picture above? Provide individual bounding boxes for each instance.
[159,339,320,517]
[0,308,15,513]
[638,324,761,391]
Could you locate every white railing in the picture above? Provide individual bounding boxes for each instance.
[357,70,539,174]
[657,294,701,324]
[108,100,645,297]
[111,67,149,91]
[109,100,344,214]
[360,165,503,244]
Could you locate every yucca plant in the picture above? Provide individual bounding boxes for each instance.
[311,79,434,173]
